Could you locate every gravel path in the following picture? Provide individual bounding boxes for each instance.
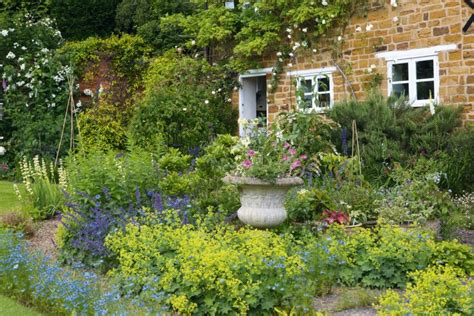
[27,218,60,260]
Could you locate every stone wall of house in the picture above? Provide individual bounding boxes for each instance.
[236,0,474,125]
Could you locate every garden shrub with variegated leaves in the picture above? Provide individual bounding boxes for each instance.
[106,223,315,314]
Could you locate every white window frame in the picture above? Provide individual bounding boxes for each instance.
[376,44,457,107]
[288,67,335,113]
[387,57,439,107]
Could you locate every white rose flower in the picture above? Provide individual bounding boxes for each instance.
[1,30,8,36]
[6,52,15,59]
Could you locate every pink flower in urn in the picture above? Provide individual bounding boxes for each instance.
[290,160,302,171]
[300,154,308,160]
[283,142,291,149]
[242,159,253,169]
[289,148,297,156]
[282,154,289,161]
[247,149,256,157]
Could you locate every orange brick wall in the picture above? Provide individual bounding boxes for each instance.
[235,0,474,125]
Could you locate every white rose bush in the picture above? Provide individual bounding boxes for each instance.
[0,14,73,162]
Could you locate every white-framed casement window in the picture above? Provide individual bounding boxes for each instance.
[297,74,333,111]
[376,44,457,107]
[387,57,439,107]
[289,67,335,112]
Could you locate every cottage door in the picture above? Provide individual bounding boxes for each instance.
[239,75,267,136]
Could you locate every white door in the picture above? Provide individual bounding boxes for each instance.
[239,75,267,137]
[239,76,257,136]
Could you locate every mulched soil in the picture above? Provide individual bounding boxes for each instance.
[456,229,474,251]
[27,218,60,260]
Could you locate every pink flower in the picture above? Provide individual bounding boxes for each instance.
[282,154,289,161]
[300,154,308,160]
[247,149,256,157]
[283,142,291,149]
[242,159,253,169]
[290,160,302,171]
[289,148,297,156]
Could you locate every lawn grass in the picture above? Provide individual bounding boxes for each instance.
[0,295,45,316]
[0,181,22,215]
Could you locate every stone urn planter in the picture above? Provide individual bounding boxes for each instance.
[223,175,304,228]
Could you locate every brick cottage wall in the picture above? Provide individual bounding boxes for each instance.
[234,0,474,125]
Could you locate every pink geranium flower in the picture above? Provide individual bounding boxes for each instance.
[242,159,253,169]
[247,149,256,157]
[283,142,291,149]
[300,154,308,160]
[289,148,297,156]
[282,154,289,161]
[290,160,301,171]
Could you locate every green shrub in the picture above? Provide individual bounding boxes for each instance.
[65,150,161,207]
[429,240,474,276]
[276,111,338,158]
[50,0,121,40]
[285,187,335,222]
[328,95,472,192]
[115,0,193,52]
[77,101,129,152]
[376,265,473,315]
[129,54,237,152]
[106,223,315,314]
[443,126,474,193]
[324,225,434,288]
[375,163,455,225]
[191,134,240,215]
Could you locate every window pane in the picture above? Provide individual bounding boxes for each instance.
[317,77,330,92]
[316,93,331,108]
[300,79,313,93]
[392,63,409,81]
[416,60,434,79]
[416,81,435,100]
[392,83,409,98]
[299,94,312,109]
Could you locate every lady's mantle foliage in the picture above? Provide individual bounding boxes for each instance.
[106,223,315,314]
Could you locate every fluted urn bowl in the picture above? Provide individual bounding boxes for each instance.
[223,175,304,228]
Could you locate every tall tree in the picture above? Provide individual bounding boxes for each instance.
[50,0,122,40]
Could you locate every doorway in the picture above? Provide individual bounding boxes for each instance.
[239,75,268,136]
